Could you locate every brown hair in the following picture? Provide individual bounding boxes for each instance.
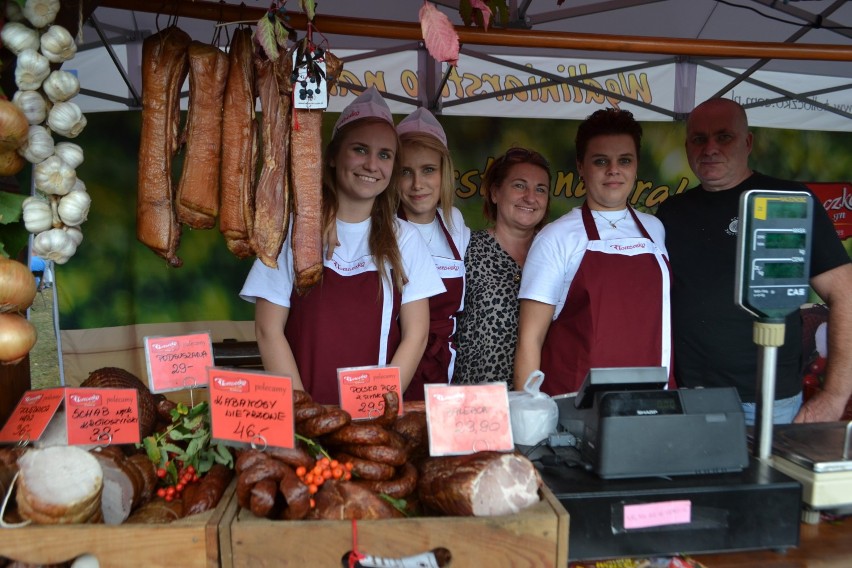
[322,117,407,290]
[575,108,642,162]
[481,147,552,231]
[398,131,457,230]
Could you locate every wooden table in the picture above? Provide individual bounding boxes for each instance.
[691,516,852,567]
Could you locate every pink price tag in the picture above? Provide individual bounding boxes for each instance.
[144,333,214,393]
[65,388,141,445]
[0,388,64,444]
[337,366,402,420]
[623,500,692,530]
[208,368,294,450]
[424,383,513,456]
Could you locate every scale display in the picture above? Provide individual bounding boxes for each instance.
[735,190,814,320]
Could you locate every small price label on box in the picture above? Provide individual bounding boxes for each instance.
[144,332,214,393]
[424,383,513,456]
[208,368,294,450]
[65,387,140,445]
[0,388,64,444]
[338,365,402,420]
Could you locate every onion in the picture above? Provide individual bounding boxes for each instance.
[0,257,38,313]
[0,149,26,176]
[0,312,38,365]
[0,98,30,151]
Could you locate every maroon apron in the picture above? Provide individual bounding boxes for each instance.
[539,202,673,396]
[285,260,402,405]
[397,212,465,401]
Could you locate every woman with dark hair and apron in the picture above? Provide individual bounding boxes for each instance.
[514,109,673,395]
[395,108,471,400]
[240,87,445,404]
[454,147,552,390]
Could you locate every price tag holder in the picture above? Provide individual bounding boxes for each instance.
[424,383,514,456]
[208,368,294,450]
[0,388,64,444]
[338,365,402,420]
[65,387,140,446]
[144,332,214,393]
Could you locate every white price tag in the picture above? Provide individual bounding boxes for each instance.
[292,48,328,109]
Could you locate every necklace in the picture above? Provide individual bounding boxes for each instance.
[416,219,438,245]
[593,209,629,229]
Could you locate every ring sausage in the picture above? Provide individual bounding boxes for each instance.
[279,464,311,520]
[249,478,279,518]
[341,432,409,466]
[298,408,351,438]
[334,452,396,481]
[265,445,315,471]
[353,462,418,499]
[321,423,391,446]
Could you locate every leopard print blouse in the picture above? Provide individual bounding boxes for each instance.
[452,230,522,389]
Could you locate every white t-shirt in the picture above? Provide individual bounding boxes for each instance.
[240,216,446,307]
[519,207,668,319]
[408,207,471,261]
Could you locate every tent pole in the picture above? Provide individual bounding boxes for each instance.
[97,0,852,62]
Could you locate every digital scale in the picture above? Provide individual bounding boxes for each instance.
[736,190,852,520]
[769,422,852,522]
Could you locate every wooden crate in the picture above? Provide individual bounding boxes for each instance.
[0,481,235,567]
[221,485,568,567]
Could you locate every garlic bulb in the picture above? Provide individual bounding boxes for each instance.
[13,90,49,125]
[34,155,77,196]
[57,190,91,227]
[32,227,77,265]
[42,70,80,103]
[69,178,87,193]
[22,196,54,234]
[23,0,60,29]
[19,124,55,164]
[40,25,77,63]
[54,142,84,169]
[1,22,40,55]
[14,48,50,91]
[48,102,87,138]
[64,226,84,248]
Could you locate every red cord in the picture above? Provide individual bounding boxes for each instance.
[348,518,366,568]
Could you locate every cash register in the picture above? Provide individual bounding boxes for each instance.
[553,367,748,479]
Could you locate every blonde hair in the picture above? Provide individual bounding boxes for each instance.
[398,131,457,230]
[322,117,407,291]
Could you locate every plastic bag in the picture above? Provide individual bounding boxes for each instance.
[508,370,559,446]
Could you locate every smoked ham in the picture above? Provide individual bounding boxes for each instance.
[290,108,324,292]
[219,28,258,259]
[136,26,191,267]
[176,41,229,229]
[417,452,541,517]
[250,53,292,268]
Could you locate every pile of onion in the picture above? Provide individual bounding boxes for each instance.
[0,257,38,364]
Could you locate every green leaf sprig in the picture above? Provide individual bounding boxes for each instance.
[139,401,234,485]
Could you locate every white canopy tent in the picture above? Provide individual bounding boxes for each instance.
[63,0,852,130]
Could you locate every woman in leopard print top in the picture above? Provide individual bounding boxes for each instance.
[453,148,551,389]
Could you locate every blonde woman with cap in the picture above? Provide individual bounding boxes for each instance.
[241,87,445,404]
[396,107,471,400]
